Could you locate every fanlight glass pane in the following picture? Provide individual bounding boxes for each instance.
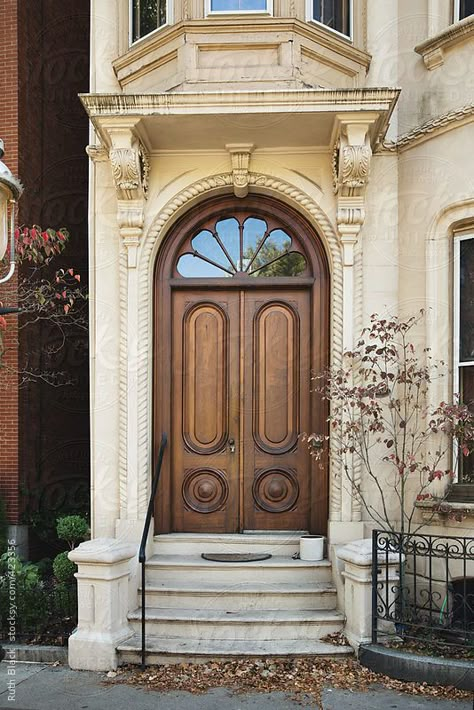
[251,252,307,277]
[215,218,240,269]
[460,239,474,363]
[191,230,232,270]
[211,0,267,10]
[176,215,306,277]
[243,217,268,269]
[247,229,292,272]
[177,254,231,278]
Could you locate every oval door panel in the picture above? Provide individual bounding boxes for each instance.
[183,302,228,453]
[253,301,299,453]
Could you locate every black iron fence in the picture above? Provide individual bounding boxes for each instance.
[372,530,474,648]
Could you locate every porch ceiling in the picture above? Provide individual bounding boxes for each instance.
[80,88,400,153]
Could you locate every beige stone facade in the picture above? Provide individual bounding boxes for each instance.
[69,0,474,669]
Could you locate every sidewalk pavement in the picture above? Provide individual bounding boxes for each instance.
[1,663,472,710]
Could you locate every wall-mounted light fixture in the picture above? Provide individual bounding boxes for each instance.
[0,138,23,285]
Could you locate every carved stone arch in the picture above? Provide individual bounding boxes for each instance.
[125,172,345,522]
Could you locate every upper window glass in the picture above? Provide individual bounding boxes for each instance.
[312,0,351,37]
[456,0,474,20]
[455,235,474,484]
[210,0,267,10]
[132,0,167,42]
[176,214,308,278]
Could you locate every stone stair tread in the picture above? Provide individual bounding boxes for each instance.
[118,634,353,657]
[146,554,331,568]
[153,532,306,543]
[129,607,344,622]
[139,581,336,594]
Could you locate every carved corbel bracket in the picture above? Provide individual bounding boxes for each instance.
[333,124,372,197]
[332,121,373,257]
[226,143,254,198]
[104,128,150,268]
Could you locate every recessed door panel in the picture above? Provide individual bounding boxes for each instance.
[183,303,228,454]
[254,302,299,454]
[171,291,240,533]
[244,290,311,531]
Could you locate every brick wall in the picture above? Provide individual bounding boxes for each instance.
[0,0,20,524]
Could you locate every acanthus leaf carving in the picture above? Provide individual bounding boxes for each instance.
[106,129,150,268]
[340,144,371,189]
[332,121,373,259]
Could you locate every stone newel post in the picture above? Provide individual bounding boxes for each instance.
[337,538,401,650]
[68,538,137,671]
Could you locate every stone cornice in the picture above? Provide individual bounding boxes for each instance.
[415,15,474,70]
[113,18,371,84]
[81,88,399,118]
[383,103,474,152]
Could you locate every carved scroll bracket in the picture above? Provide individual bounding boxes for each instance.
[332,119,373,260]
[101,127,150,268]
[226,143,254,198]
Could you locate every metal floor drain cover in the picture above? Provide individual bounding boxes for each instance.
[201,553,272,563]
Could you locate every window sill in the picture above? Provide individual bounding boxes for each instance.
[416,496,474,521]
[414,14,474,70]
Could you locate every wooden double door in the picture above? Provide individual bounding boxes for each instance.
[155,195,329,534]
[171,286,311,533]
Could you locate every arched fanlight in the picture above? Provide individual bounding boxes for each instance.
[0,139,23,284]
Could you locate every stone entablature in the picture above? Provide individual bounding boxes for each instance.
[112,18,371,92]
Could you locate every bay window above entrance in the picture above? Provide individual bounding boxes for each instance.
[131,0,168,43]
[311,0,352,39]
[208,0,270,12]
[455,0,474,21]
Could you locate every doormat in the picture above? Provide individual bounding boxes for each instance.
[201,553,272,563]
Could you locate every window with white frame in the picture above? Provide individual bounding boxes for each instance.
[454,234,474,484]
[209,0,268,11]
[455,0,474,21]
[312,0,351,38]
[131,0,167,43]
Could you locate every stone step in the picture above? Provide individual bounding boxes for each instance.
[118,634,353,665]
[139,581,337,611]
[145,555,333,585]
[152,532,306,557]
[128,607,345,641]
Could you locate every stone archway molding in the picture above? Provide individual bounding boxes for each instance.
[117,172,347,529]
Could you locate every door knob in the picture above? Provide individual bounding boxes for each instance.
[229,438,236,454]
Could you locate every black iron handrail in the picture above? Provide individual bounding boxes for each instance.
[138,432,167,669]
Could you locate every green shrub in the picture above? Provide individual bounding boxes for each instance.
[56,515,89,550]
[0,553,47,634]
[36,557,53,578]
[53,551,76,584]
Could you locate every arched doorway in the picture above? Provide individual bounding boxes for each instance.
[154,195,329,534]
